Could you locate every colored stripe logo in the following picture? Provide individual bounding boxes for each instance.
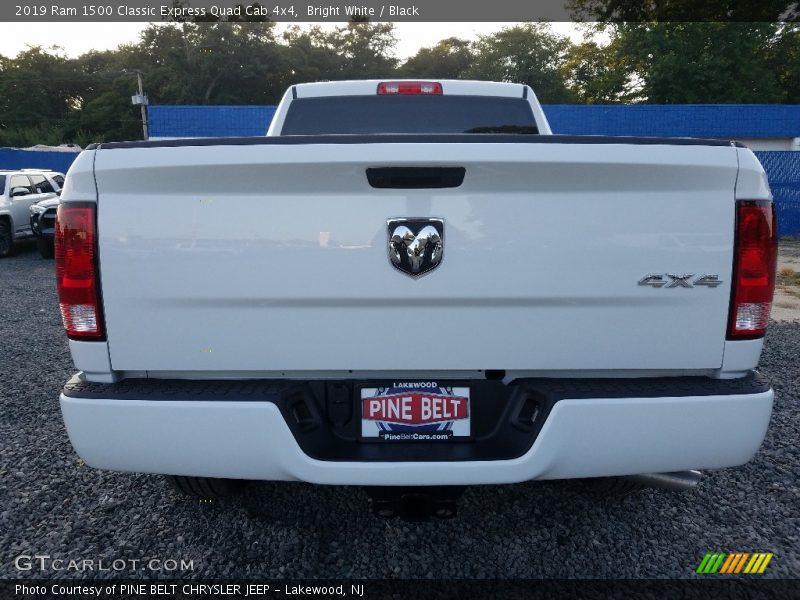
[696,552,773,574]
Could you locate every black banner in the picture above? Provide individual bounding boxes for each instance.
[2,0,799,22]
[1,580,796,600]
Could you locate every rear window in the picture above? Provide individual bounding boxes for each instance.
[0,176,5,194]
[281,95,538,135]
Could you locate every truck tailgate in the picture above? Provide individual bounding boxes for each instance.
[94,139,738,373]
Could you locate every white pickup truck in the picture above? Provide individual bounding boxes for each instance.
[56,80,776,519]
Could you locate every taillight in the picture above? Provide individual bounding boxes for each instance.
[55,203,105,340]
[727,201,777,339]
[377,81,442,95]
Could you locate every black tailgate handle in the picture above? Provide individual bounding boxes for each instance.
[366,167,465,189]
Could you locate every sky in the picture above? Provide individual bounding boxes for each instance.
[0,22,585,60]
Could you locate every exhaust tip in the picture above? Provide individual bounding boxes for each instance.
[627,470,702,491]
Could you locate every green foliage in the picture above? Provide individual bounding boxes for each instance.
[609,22,792,103]
[0,20,798,146]
[767,24,800,103]
[401,37,473,79]
[277,26,343,89]
[0,124,66,147]
[0,47,77,129]
[323,22,399,79]
[465,24,575,103]
[568,0,800,104]
[136,22,283,104]
[562,38,632,103]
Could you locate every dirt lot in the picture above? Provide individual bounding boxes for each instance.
[773,240,800,323]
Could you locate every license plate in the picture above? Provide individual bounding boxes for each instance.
[360,383,470,441]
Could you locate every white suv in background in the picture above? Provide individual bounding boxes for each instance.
[0,170,63,257]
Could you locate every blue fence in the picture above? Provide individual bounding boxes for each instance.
[148,105,277,138]
[545,105,800,138]
[0,148,79,174]
[756,151,800,237]
[147,104,800,140]
[4,104,800,237]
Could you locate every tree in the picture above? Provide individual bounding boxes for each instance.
[768,23,800,103]
[276,26,347,89]
[136,22,283,104]
[69,81,141,142]
[466,24,575,103]
[563,38,632,103]
[568,0,800,103]
[318,22,399,79]
[610,23,790,103]
[0,47,78,131]
[3,18,799,147]
[401,37,473,79]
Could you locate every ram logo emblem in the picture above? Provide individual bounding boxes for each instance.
[638,274,722,288]
[387,218,444,278]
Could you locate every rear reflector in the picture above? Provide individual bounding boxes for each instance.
[377,81,443,95]
[727,201,777,339]
[55,203,105,340]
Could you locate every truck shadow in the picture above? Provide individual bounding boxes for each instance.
[225,478,688,578]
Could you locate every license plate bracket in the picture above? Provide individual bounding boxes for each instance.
[360,382,471,441]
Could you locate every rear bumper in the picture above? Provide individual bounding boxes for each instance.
[59,375,773,486]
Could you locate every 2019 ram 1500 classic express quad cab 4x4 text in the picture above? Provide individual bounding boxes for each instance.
[55,80,776,519]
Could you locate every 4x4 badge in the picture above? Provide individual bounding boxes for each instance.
[387,218,444,278]
[638,273,722,288]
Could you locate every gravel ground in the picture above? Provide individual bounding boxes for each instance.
[1,242,798,580]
